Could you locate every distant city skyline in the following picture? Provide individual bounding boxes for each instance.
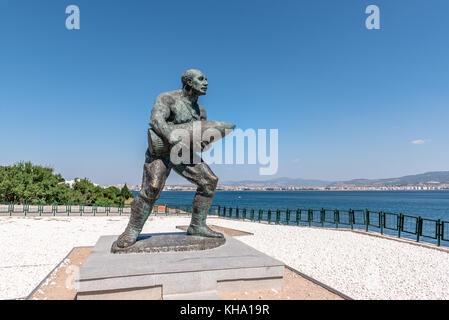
[1,0,449,185]
[101,170,449,192]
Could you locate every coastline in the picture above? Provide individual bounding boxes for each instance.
[136,188,449,192]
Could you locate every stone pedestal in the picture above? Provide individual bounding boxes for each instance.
[111,233,226,254]
[75,233,284,300]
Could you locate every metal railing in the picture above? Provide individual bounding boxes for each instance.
[0,202,196,217]
[1,202,448,247]
[212,205,448,247]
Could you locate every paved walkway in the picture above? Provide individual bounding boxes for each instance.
[1,216,448,300]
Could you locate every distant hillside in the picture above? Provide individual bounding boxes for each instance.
[219,172,449,188]
[220,177,330,188]
[328,171,449,188]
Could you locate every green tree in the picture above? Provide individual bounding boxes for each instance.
[0,162,65,204]
[0,162,132,205]
[120,184,134,200]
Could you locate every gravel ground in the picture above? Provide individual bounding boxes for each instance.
[0,216,448,300]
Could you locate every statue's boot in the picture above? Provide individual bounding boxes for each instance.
[187,194,224,238]
[116,196,154,248]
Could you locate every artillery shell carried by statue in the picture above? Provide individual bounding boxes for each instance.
[148,120,236,155]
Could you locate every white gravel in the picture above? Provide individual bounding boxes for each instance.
[0,216,448,300]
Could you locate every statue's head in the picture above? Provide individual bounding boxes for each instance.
[182,69,208,96]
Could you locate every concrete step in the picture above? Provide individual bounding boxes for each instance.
[163,290,222,300]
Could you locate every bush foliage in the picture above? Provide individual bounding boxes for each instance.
[0,162,134,205]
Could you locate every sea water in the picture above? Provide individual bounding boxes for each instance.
[130,190,449,245]
[132,190,449,221]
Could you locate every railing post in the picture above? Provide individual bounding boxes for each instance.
[380,211,384,235]
[335,210,339,228]
[308,209,312,227]
[267,210,272,224]
[258,209,262,223]
[52,204,57,216]
[275,209,280,224]
[9,202,13,216]
[38,203,43,216]
[349,209,354,230]
[365,209,369,232]
[236,207,240,219]
[243,208,247,220]
[417,217,422,242]
[250,209,254,221]
[286,209,290,225]
[437,219,441,247]
[398,213,402,238]
[320,208,325,227]
[296,209,300,226]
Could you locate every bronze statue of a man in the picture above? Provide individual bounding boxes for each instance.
[116,69,227,249]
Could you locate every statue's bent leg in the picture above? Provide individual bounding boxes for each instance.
[173,162,223,238]
[116,154,170,248]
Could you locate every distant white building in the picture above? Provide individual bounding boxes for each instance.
[63,179,99,187]
[64,179,76,187]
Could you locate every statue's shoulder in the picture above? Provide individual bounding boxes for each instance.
[155,90,181,105]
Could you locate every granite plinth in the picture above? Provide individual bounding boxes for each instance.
[111,233,226,254]
[76,232,284,300]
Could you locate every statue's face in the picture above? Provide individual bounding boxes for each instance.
[188,71,208,96]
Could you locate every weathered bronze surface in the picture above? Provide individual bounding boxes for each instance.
[111,233,226,254]
[114,69,235,250]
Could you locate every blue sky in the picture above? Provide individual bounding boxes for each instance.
[1,0,448,185]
